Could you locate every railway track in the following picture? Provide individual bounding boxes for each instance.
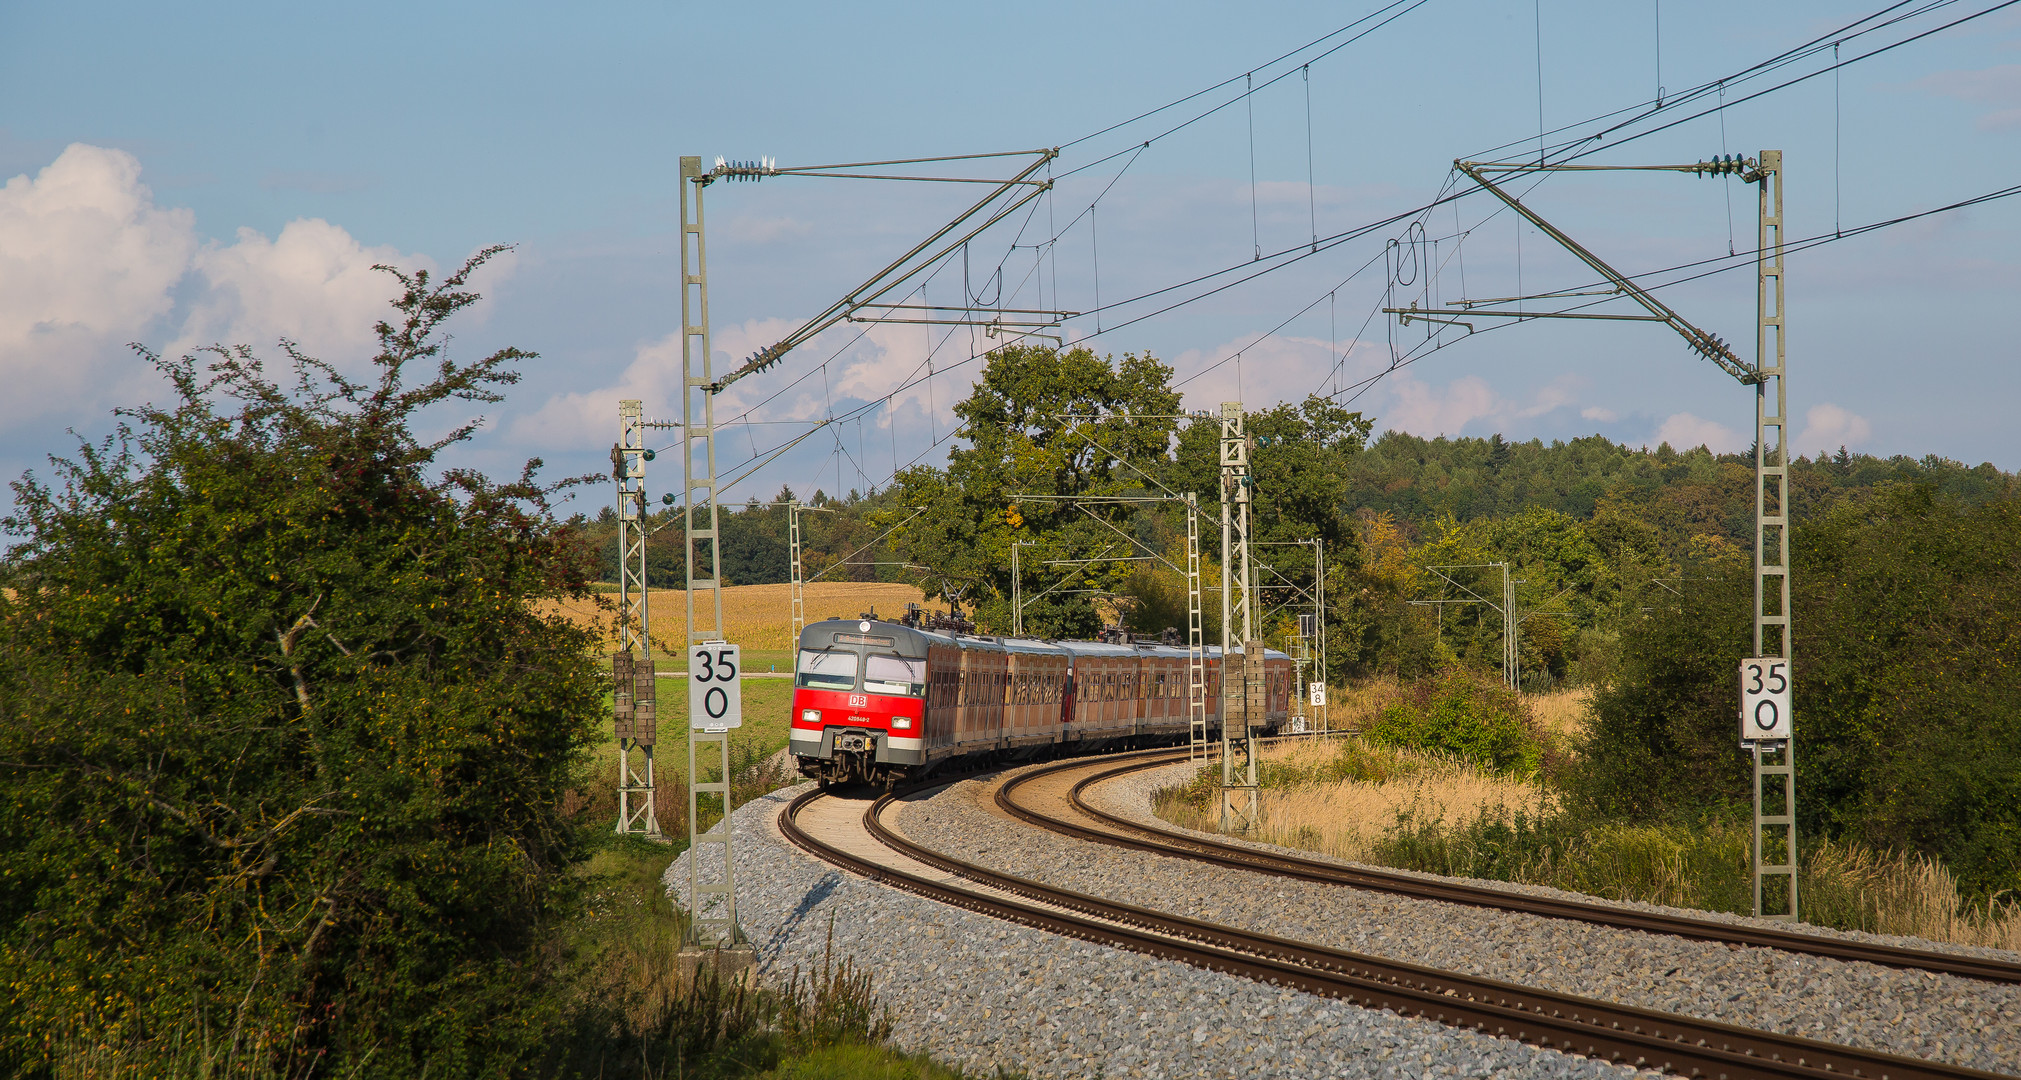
[779,778,2010,1080]
[995,747,2021,987]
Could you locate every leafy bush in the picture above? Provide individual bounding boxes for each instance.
[1364,667,1544,775]
[0,252,607,1078]
[1368,804,1753,913]
[1572,484,2021,900]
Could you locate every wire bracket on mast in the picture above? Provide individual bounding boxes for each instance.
[706,149,1060,394]
[1386,157,1765,385]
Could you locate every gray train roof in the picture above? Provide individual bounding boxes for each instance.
[996,635,1072,657]
[797,618,968,656]
[798,618,1287,662]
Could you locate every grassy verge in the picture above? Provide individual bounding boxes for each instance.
[1157,726,2021,950]
[567,677,799,839]
[549,830,990,1078]
[553,697,1008,1079]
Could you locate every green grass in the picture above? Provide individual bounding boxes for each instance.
[554,826,1015,1080]
[1367,803,1759,915]
[575,677,799,835]
[755,1043,986,1079]
[552,658,1017,1079]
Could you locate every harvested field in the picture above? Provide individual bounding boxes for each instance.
[536,581,931,651]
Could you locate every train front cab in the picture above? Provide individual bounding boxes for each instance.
[790,619,933,785]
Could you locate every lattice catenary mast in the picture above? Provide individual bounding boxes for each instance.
[1218,402,1261,832]
[1389,150,1794,919]
[610,400,660,838]
[679,155,741,949]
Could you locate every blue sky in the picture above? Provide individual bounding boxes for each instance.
[3,1,2018,518]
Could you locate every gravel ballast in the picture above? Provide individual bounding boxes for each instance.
[901,760,2020,1077]
[670,783,1670,1079]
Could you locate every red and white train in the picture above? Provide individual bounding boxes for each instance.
[790,612,1293,786]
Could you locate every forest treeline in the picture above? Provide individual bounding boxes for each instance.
[573,343,2019,897]
[575,346,2010,692]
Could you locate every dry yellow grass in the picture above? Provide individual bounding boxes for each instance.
[1164,732,2021,951]
[1319,676,1398,732]
[536,581,934,653]
[1807,840,2021,952]
[1527,686,1592,744]
[1161,737,1554,862]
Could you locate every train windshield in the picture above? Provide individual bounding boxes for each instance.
[795,649,858,691]
[863,655,927,697]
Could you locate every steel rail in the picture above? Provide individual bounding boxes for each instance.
[779,784,2006,1080]
[993,750,2021,986]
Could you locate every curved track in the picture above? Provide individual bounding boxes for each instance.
[779,779,2009,1080]
[995,748,2021,987]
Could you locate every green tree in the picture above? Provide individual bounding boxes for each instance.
[0,251,605,1077]
[1168,396,1372,668]
[890,344,1182,638]
[1573,483,2021,899]
[1792,484,2021,897]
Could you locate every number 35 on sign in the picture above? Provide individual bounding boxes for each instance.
[689,644,743,732]
[1738,658,1792,741]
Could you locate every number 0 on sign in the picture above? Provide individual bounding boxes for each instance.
[689,644,743,732]
[1738,657,1792,741]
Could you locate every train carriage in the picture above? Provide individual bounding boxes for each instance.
[791,615,1295,787]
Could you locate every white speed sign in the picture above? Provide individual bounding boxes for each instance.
[1738,657,1792,741]
[689,643,743,732]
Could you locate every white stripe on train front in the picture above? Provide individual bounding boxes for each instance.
[789,730,920,752]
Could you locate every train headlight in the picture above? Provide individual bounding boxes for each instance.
[801,709,821,723]
[891,716,915,730]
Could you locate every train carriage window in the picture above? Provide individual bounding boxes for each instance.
[796,650,858,691]
[864,656,926,696]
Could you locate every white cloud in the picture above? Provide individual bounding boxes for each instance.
[510,331,683,451]
[1581,406,1619,422]
[510,313,960,454]
[1173,330,1589,437]
[171,218,429,369]
[1917,64,2021,131]
[1654,412,1744,453]
[0,143,437,429]
[1383,374,1503,436]
[0,144,196,421]
[1371,371,1581,437]
[1796,403,1873,457]
[1171,331,1374,414]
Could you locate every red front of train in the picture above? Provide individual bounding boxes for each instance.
[789,619,929,786]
